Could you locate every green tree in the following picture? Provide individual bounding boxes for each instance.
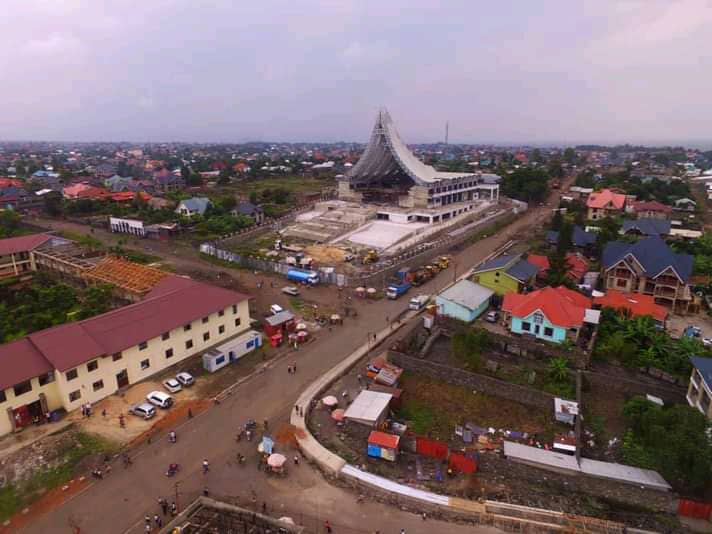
[0,210,22,238]
[43,191,63,217]
[550,209,563,231]
[452,329,490,370]
[548,357,570,383]
[563,147,577,165]
[78,285,113,320]
[248,191,259,204]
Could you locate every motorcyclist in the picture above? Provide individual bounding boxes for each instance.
[169,430,177,443]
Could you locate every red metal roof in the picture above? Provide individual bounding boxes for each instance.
[368,431,400,449]
[593,289,668,322]
[586,189,626,210]
[0,338,53,391]
[527,253,588,282]
[0,233,51,256]
[502,286,592,328]
[0,276,249,376]
[631,200,672,213]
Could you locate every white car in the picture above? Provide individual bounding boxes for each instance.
[270,304,284,315]
[281,286,300,296]
[147,391,173,409]
[485,311,499,323]
[176,372,194,387]
[703,337,712,348]
[163,378,182,394]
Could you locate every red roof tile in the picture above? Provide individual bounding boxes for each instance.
[0,233,51,256]
[593,289,668,322]
[527,254,550,271]
[0,276,249,373]
[586,189,626,210]
[368,431,400,449]
[502,286,592,328]
[0,338,53,391]
[631,200,672,214]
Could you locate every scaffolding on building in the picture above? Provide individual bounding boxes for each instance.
[83,256,168,298]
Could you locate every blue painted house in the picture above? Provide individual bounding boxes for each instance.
[435,280,493,322]
[501,286,594,344]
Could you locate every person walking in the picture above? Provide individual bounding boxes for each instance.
[154,514,162,528]
[202,459,210,474]
[170,502,177,516]
[159,497,168,516]
[324,519,333,533]
[292,361,297,373]
[293,455,299,466]
[144,514,151,526]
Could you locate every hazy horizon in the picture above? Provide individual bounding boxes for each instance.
[2,1,712,147]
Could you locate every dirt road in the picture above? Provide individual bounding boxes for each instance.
[18,190,565,534]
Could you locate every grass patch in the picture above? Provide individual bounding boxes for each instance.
[0,430,115,522]
[468,214,516,243]
[397,398,436,434]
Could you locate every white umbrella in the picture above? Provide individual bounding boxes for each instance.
[366,287,377,294]
[322,395,338,407]
[267,453,286,468]
[279,517,296,525]
[296,323,308,331]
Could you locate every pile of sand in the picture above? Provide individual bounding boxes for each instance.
[305,245,347,264]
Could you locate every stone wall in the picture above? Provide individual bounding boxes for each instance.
[388,350,555,411]
[583,370,686,405]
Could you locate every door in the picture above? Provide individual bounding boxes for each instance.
[116,369,129,389]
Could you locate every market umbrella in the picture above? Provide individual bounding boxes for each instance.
[355,287,366,293]
[296,323,308,331]
[267,453,286,468]
[330,314,341,322]
[279,517,296,525]
[322,395,338,407]
[331,409,345,422]
[366,287,377,295]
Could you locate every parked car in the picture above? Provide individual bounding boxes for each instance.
[281,286,300,296]
[129,402,156,420]
[485,311,499,323]
[270,304,284,315]
[163,378,182,394]
[147,391,173,409]
[176,372,195,387]
[703,337,712,348]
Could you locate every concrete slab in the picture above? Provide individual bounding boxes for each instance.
[347,221,427,249]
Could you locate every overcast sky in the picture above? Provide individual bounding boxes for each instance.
[2,0,712,146]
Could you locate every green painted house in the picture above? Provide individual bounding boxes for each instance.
[471,254,540,296]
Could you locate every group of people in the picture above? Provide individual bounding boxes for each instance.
[287,362,298,374]
[145,498,178,531]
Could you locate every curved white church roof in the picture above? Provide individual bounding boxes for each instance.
[347,109,475,186]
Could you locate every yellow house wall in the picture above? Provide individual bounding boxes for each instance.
[56,300,251,412]
[0,376,63,437]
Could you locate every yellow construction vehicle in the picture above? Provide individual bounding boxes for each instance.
[363,250,379,264]
[437,256,450,269]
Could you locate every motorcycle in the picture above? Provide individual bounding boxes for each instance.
[166,463,180,477]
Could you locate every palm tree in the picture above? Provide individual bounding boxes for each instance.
[548,357,569,383]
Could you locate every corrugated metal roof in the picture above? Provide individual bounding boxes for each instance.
[437,280,493,312]
[344,390,392,423]
[0,233,51,256]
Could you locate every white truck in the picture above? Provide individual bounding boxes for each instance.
[408,294,430,311]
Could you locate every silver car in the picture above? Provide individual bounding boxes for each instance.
[129,402,156,420]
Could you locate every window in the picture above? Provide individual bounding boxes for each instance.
[0,390,6,403]
[218,310,224,317]
[162,332,170,341]
[234,317,241,327]
[140,359,150,370]
[185,339,193,349]
[216,355,226,365]
[66,368,78,381]
[533,313,544,325]
[69,390,81,402]
[13,380,32,396]
[616,278,627,288]
[203,332,210,342]
[138,341,148,351]
[92,380,104,392]
[521,321,531,332]
[544,327,554,337]
[165,348,174,359]
[39,371,55,386]
[112,352,123,361]
[87,360,98,372]
[202,316,209,324]
[184,323,192,332]
[232,305,237,314]
[218,325,225,334]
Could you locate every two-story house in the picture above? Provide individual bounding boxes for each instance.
[687,357,712,420]
[586,189,627,220]
[601,236,694,313]
[0,276,254,438]
[628,200,672,220]
[0,234,51,281]
[471,254,540,296]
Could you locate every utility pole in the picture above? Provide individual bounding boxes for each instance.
[445,121,449,146]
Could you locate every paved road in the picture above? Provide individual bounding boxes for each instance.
[22,192,564,534]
